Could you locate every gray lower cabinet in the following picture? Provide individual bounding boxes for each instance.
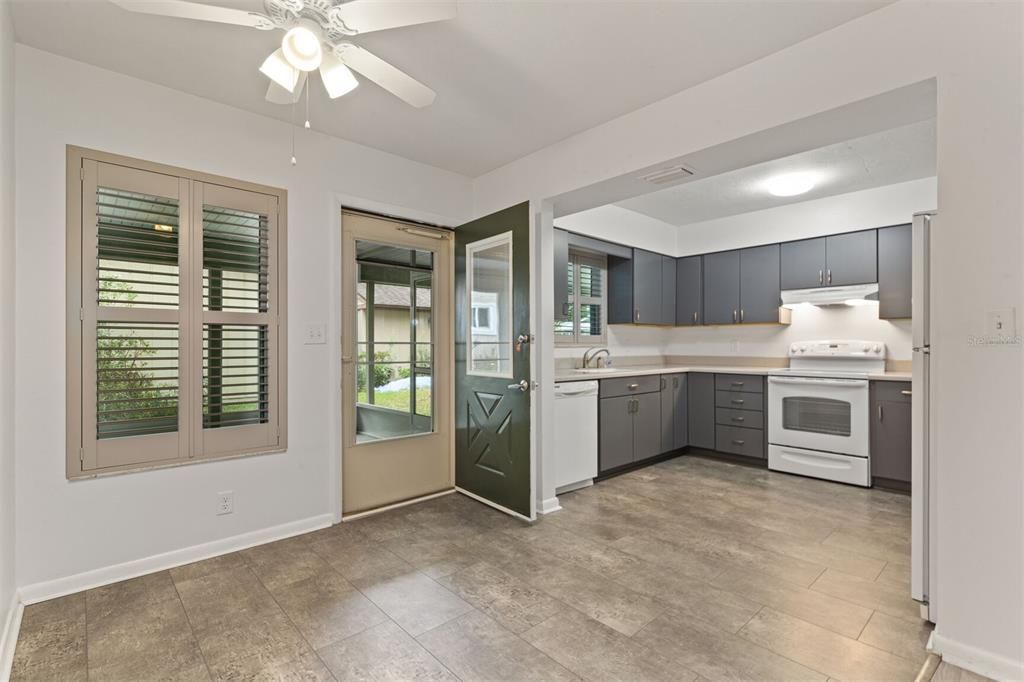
[598,379,663,473]
[675,255,702,325]
[703,251,741,325]
[781,237,827,290]
[660,373,688,452]
[599,395,634,471]
[878,223,912,319]
[713,374,766,459]
[687,373,716,449]
[870,381,912,486]
[826,230,877,286]
[739,244,781,323]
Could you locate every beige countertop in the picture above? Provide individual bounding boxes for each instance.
[555,365,912,383]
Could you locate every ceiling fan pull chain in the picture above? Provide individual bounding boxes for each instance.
[304,82,311,130]
[290,100,297,166]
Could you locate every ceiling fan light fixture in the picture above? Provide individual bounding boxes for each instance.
[259,48,301,92]
[319,54,359,99]
[281,20,323,72]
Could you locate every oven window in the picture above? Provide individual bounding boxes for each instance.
[782,397,852,437]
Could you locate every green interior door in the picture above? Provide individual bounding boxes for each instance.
[455,202,533,519]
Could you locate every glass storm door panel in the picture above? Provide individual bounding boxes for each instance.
[341,212,453,516]
[353,239,435,442]
[454,202,534,520]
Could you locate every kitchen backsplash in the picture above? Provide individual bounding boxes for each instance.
[556,302,912,363]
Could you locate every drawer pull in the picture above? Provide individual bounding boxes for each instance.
[628,383,639,390]
[731,381,744,387]
[731,416,745,422]
[732,439,746,445]
[901,390,912,396]
[731,399,745,405]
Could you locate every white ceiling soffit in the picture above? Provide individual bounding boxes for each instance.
[552,79,936,218]
[10,0,894,176]
[618,117,936,227]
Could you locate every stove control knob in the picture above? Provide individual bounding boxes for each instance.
[799,345,807,353]
[861,344,870,352]
[872,345,882,353]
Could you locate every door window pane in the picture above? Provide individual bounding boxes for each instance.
[467,233,513,377]
[354,240,434,442]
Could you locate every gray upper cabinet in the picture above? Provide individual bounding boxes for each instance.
[633,249,663,324]
[660,256,677,325]
[687,373,716,449]
[825,230,877,286]
[739,244,781,323]
[780,237,826,290]
[607,255,634,325]
[878,224,912,319]
[703,250,741,325]
[675,255,702,325]
[553,228,570,322]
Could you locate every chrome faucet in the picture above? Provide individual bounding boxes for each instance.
[582,347,611,369]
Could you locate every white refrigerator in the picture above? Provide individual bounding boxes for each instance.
[911,210,937,623]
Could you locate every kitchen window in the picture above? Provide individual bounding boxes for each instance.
[555,250,607,346]
[66,147,287,478]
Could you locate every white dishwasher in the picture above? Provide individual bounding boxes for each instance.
[553,381,599,493]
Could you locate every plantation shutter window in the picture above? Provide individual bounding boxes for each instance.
[554,250,607,346]
[68,148,287,478]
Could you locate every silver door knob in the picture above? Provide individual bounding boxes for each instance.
[507,379,530,392]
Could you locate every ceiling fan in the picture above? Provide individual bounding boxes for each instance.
[109,0,455,108]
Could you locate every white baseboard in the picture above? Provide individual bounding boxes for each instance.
[537,496,562,515]
[18,514,334,606]
[0,592,23,682]
[930,631,1024,682]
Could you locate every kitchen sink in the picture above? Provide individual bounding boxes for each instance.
[573,367,617,374]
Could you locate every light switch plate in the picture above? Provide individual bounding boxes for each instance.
[304,324,326,345]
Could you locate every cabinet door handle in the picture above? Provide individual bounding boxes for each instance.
[740,309,744,322]
[878,404,884,421]
[732,416,745,422]
[901,390,913,396]
[673,377,679,388]
[693,311,698,324]
[732,399,745,405]
[634,309,640,323]
[827,269,832,285]
[732,439,745,445]
[732,309,738,323]
[819,270,823,285]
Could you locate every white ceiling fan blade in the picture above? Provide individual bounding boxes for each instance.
[319,54,359,99]
[108,0,275,29]
[328,0,455,35]
[336,45,435,108]
[266,72,307,105]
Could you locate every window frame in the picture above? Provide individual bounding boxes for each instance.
[555,249,608,347]
[66,146,288,479]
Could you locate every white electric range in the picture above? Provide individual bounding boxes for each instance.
[767,340,886,486]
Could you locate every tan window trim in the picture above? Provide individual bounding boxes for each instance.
[66,145,288,479]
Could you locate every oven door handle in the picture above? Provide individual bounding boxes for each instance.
[768,377,867,387]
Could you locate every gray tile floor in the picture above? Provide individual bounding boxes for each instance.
[11,456,934,681]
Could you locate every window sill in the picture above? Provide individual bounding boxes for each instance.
[67,444,288,481]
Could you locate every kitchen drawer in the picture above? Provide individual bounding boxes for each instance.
[715,390,764,412]
[600,375,661,398]
[715,374,764,393]
[872,381,912,403]
[716,424,765,458]
[716,407,764,429]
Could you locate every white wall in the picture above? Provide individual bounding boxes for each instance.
[476,2,1023,677]
[13,46,472,592]
[675,177,937,256]
[555,204,677,255]
[0,0,17,663]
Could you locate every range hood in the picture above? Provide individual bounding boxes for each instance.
[781,283,879,307]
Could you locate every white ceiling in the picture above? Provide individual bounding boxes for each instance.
[615,118,936,226]
[10,0,893,176]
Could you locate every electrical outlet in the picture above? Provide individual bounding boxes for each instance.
[304,324,326,345]
[216,491,233,516]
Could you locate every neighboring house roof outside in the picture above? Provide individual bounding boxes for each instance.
[357,284,432,310]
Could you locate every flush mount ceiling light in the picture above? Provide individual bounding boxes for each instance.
[110,0,455,108]
[764,172,818,197]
